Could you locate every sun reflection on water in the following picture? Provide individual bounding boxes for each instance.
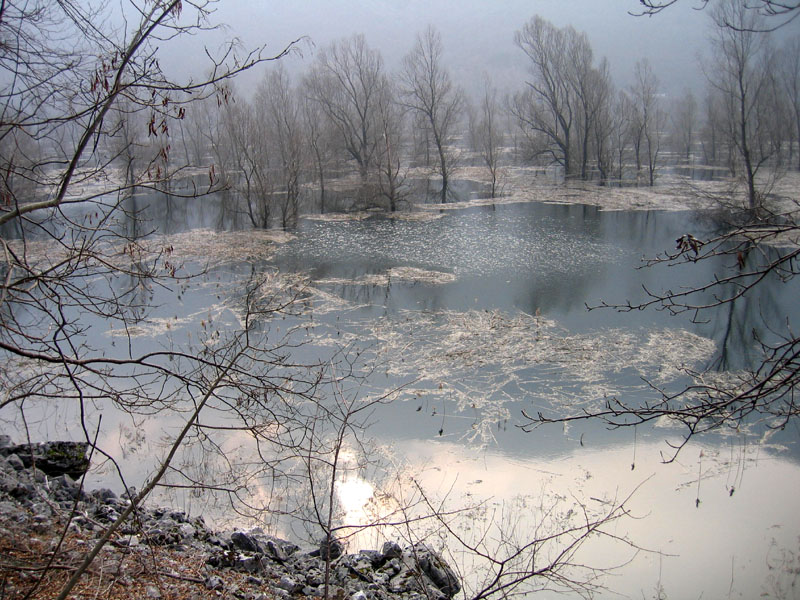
[335,450,376,527]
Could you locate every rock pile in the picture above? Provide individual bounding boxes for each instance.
[0,436,461,600]
[0,435,90,478]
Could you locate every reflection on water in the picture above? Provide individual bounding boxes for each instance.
[263,200,800,597]
[5,195,800,598]
[396,438,800,600]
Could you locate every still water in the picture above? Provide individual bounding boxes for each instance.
[264,201,800,599]
[6,194,800,599]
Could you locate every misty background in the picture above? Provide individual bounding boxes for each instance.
[171,0,715,100]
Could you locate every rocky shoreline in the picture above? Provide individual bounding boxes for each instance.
[0,437,460,600]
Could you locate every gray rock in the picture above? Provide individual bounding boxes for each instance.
[0,441,90,478]
[113,535,140,548]
[235,554,265,573]
[5,453,25,471]
[0,452,466,600]
[379,557,402,576]
[413,545,461,598]
[94,504,120,523]
[276,575,302,593]
[304,567,325,587]
[178,523,195,539]
[381,540,402,559]
[318,535,343,560]
[231,530,261,553]
[359,549,384,566]
[265,538,290,562]
[168,509,187,523]
[50,474,86,502]
[8,481,35,500]
[204,575,224,590]
[389,568,423,595]
[91,488,118,503]
[339,553,377,582]
[0,435,11,449]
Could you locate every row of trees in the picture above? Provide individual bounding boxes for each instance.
[151,4,800,228]
[1,0,799,598]
[7,4,794,229]
[525,0,800,457]
[174,26,465,228]
[511,5,800,195]
[0,2,635,599]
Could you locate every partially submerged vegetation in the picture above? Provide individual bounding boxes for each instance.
[1,0,799,599]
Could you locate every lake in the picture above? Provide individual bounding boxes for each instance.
[5,191,800,599]
[261,201,800,599]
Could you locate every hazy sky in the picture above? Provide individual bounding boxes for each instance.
[184,1,713,99]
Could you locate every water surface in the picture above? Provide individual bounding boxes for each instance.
[6,195,800,599]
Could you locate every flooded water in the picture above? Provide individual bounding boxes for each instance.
[258,201,798,598]
[268,201,800,599]
[5,193,800,599]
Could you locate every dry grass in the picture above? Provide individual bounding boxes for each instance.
[0,513,278,600]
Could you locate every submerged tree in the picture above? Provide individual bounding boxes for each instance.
[401,26,464,203]
[778,36,800,171]
[521,2,799,460]
[0,5,650,598]
[215,90,276,228]
[257,65,306,229]
[305,34,386,206]
[671,88,698,162]
[522,216,800,459]
[706,0,781,210]
[510,16,576,176]
[468,78,505,198]
[511,15,611,181]
[630,59,664,186]
[375,80,408,211]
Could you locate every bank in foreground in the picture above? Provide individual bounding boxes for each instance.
[0,437,460,600]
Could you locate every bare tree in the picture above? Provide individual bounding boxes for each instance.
[521,216,800,459]
[631,59,664,186]
[778,36,800,170]
[0,1,314,594]
[215,92,275,228]
[573,54,612,181]
[511,16,576,177]
[258,65,306,229]
[517,0,800,463]
[633,0,800,30]
[305,34,386,207]
[375,81,408,211]
[707,0,780,210]
[610,90,635,181]
[407,479,639,600]
[1,6,651,600]
[468,78,505,198]
[401,26,464,203]
[700,85,728,166]
[671,88,698,162]
[511,16,609,181]
[591,76,621,185]
[301,86,336,214]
